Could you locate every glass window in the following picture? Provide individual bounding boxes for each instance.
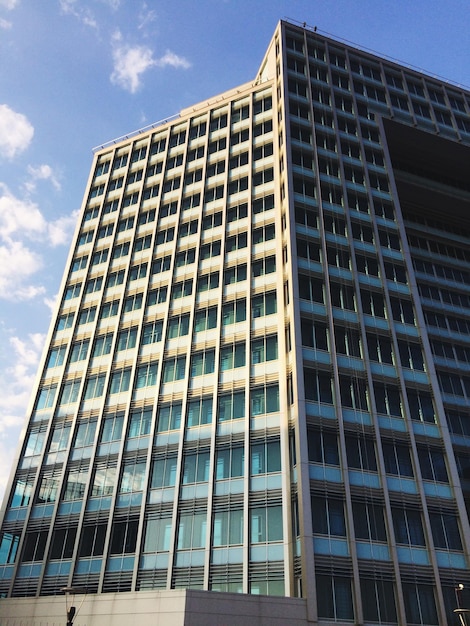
[151,456,177,488]
[213,509,243,546]
[250,506,282,542]
[117,328,137,351]
[187,397,213,426]
[101,300,119,319]
[311,496,346,536]
[403,584,438,626]
[120,461,146,493]
[168,313,190,338]
[21,531,48,562]
[191,349,216,376]
[308,430,339,465]
[345,435,376,470]
[46,345,67,369]
[10,475,35,507]
[382,441,413,477]
[407,388,435,423]
[222,299,246,325]
[143,518,172,552]
[49,528,77,559]
[177,513,207,549]
[298,274,324,303]
[220,343,246,370]
[128,408,152,438]
[303,369,333,403]
[301,318,328,350]
[430,512,462,550]
[110,368,131,393]
[35,385,58,410]
[215,446,244,479]
[162,356,186,382]
[361,578,396,623]
[84,374,105,400]
[417,447,448,482]
[36,473,60,503]
[92,332,113,357]
[251,335,278,364]
[352,501,386,541]
[251,440,281,474]
[135,362,158,388]
[57,312,74,331]
[182,451,210,483]
[194,306,218,331]
[63,467,88,501]
[49,423,71,452]
[374,382,402,417]
[251,383,279,415]
[110,519,138,554]
[59,380,81,405]
[218,390,245,421]
[392,508,425,545]
[79,524,106,557]
[74,421,96,448]
[252,291,277,318]
[70,339,89,363]
[91,465,117,497]
[101,413,124,442]
[142,320,163,345]
[157,402,182,431]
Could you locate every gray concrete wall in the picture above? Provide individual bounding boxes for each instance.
[0,589,310,626]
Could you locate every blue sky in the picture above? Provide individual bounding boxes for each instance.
[0,0,469,501]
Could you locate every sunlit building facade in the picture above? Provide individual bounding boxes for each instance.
[2,19,470,626]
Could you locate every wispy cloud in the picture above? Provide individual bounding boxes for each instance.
[100,0,121,9]
[0,0,20,10]
[0,183,47,241]
[0,240,45,300]
[0,104,34,160]
[59,0,97,29]
[0,17,12,28]
[155,50,191,70]
[25,164,61,193]
[0,184,77,300]
[137,2,157,30]
[0,331,46,500]
[111,33,156,93]
[110,30,190,93]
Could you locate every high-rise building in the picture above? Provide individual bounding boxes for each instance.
[2,18,470,626]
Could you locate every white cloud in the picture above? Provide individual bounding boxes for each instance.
[25,163,61,193]
[111,33,156,93]
[0,0,19,10]
[0,183,76,245]
[43,294,59,312]
[59,0,97,29]
[110,31,191,93]
[138,2,157,30]
[0,184,77,300]
[100,0,121,9]
[0,331,46,500]
[0,18,12,28]
[0,183,46,240]
[156,50,191,70]
[0,104,34,160]
[47,208,79,246]
[0,239,45,300]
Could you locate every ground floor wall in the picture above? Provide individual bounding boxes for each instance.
[0,589,311,626]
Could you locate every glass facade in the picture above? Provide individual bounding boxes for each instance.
[1,19,470,625]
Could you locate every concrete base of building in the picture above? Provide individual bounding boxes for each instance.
[0,589,311,625]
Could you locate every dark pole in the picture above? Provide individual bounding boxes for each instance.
[66,605,76,626]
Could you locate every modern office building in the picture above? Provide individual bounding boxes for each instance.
[2,18,470,626]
